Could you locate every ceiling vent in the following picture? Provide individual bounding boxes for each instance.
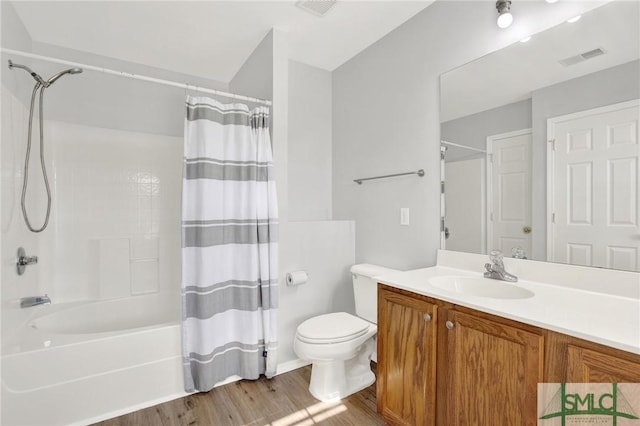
[558,47,607,67]
[295,0,337,17]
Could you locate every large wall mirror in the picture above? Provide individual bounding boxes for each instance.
[440,0,640,272]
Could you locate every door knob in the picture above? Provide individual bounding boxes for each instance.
[523,226,532,234]
[424,313,432,322]
[446,321,454,329]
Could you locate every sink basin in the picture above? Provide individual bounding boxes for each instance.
[428,276,534,299]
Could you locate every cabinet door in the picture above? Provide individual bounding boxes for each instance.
[567,345,640,382]
[377,287,438,426]
[444,310,544,426]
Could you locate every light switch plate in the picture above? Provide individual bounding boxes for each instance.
[400,208,410,226]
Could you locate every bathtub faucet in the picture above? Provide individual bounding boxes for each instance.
[20,294,51,308]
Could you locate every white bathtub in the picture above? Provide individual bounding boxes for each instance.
[1,293,187,426]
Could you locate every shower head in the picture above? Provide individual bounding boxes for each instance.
[8,59,47,87]
[46,67,83,85]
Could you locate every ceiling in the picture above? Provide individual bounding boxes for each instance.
[11,1,434,83]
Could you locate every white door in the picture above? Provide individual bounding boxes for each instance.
[548,100,640,271]
[487,129,532,258]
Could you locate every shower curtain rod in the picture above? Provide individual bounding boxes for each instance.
[441,140,487,153]
[1,48,272,106]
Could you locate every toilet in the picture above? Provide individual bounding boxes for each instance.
[293,264,398,401]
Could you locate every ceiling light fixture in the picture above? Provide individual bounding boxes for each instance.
[496,0,513,29]
[567,15,582,23]
[545,0,559,3]
[520,36,531,43]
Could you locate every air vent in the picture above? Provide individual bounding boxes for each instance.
[558,47,606,67]
[295,0,337,17]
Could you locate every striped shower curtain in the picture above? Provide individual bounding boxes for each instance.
[181,96,278,392]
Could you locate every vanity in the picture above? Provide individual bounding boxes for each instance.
[375,250,640,426]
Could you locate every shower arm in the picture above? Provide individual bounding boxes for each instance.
[8,59,49,87]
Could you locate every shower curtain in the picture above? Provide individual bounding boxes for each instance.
[181,96,278,392]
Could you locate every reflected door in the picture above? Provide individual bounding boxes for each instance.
[487,130,532,257]
[548,100,640,271]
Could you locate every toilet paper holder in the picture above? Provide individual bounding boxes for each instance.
[286,270,308,286]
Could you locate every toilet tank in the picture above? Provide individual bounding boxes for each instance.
[350,264,399,324]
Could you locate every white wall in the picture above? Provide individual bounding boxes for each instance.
[229,31,273,102]
[278,221,355,367]
[441,99,532,160]
[332,0,608,271]
[28,42,229,138]
[288,60,332,221]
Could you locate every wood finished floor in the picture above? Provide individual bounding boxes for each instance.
[93,365,384,426]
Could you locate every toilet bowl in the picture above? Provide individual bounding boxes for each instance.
[293,264,398,402]
[294,312,377,401]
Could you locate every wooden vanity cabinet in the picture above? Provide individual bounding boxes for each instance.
[378,284,544,426]
[377,285,438,426]
[565,344,640,383]
[441,308,544,426]
[377,285,544,426]
[543,324,640,384]
[377,284,640,425]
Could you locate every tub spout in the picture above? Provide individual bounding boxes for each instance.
[20,295,51,308]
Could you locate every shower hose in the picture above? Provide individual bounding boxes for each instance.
[21,82,52,233]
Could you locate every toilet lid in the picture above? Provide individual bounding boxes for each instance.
[297,312,371,344]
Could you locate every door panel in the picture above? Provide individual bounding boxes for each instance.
[488,130,532,257]
[549,101,640,271]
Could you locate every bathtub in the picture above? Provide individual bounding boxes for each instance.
[1,293,187,426]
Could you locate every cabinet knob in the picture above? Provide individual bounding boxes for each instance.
[446,320,454,330]
[424,313,432,322]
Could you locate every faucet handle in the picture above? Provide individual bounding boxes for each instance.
[511,246,527,259]
[489,249,504,264]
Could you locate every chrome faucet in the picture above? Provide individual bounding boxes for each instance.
[484,250,518,282]
[20,294,51,308]
[16,247,38,275]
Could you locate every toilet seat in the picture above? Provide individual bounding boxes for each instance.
[297,312,371,344]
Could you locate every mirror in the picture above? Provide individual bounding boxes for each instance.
[440,0,640,272]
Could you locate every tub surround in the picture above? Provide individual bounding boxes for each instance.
[376,250,640,355]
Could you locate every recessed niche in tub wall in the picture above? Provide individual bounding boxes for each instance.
[89,236,161,298]
[131,235,160,295]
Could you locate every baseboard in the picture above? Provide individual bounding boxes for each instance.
[276,358,311,375]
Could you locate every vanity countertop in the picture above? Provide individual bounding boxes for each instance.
[376,256,640,355]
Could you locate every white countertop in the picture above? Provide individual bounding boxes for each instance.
[376,264,640,355]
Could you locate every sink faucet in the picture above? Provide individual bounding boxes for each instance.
[20,294,51,308]
[484,250,518,282]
